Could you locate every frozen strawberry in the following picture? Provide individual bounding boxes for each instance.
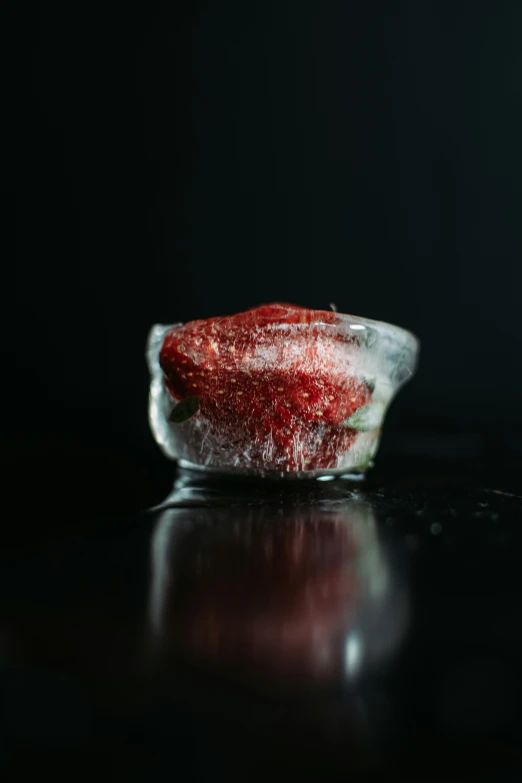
[159,303,372,472]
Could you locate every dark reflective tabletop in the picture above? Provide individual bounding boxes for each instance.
[2,465,522,780]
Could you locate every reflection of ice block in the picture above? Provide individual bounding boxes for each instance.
[149,496,409,681]
[146,306,419,477]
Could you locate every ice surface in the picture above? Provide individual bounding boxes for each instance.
[146,312,419,477]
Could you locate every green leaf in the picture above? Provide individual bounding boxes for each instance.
[364,377,376,393]
[342,403,383,432]
[169,395,200,423]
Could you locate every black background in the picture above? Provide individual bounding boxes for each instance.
[6,1,522,527]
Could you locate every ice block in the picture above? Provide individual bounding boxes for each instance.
[147,303,419,477]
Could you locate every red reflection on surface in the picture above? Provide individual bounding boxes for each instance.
[150,500,394,681]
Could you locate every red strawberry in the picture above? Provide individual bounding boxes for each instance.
[159,303,372,472]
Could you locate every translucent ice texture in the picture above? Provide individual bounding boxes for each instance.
[146,309,419,477]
